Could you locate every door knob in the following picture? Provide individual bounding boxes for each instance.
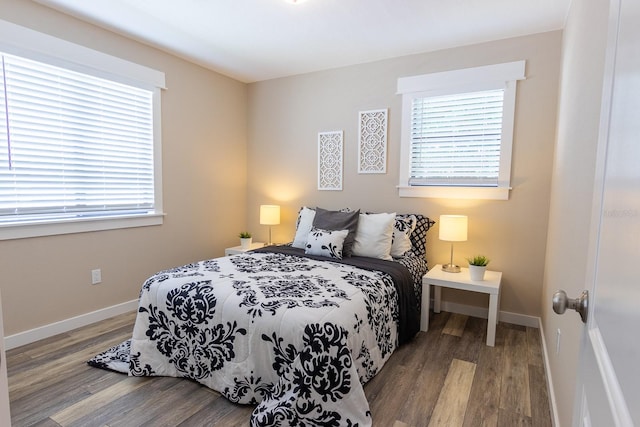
[552,290,589,323]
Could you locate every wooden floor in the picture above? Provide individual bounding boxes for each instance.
[7,311,552,427]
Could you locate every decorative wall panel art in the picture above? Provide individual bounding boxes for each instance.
[318,131,343,190]
[358,109,388,174]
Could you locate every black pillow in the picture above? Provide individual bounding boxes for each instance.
[312,207,360,257]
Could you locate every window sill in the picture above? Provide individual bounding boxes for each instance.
[0,213,165,240]
[398,186,510,200]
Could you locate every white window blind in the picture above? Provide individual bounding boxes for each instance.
[409,89,504,187]
[0,52,155,224]
[397,61,525,200]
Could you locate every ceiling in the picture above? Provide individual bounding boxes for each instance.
[34,0,570,83]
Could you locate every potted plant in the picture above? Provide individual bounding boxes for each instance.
[239,231,252,249]
[467,255,490,281]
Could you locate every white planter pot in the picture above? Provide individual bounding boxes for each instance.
[469,265,486,281]
[240,237,252,250]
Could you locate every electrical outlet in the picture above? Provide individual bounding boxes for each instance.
[556,328,561,355]
[91,269,102,285]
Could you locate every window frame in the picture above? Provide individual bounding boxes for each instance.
[0,19,165,240]
[397,61,525,200]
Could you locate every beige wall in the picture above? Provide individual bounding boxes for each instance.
[0,0,566,351]
[0,4,604,423]
[0,0,248,335]
[542,1,611,425]
[247,31,562,317]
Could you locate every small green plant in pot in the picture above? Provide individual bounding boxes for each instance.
[467,255,490,267]
[467,255,489,280]
[239,231,252,249]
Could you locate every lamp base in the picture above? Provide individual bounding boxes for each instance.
[442,263,461,273]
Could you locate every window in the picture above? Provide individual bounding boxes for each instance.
[0,19,165,239]
[397,61,525,200]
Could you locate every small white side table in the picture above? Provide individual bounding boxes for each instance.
[421,264,502,346]
[224,242,265,256]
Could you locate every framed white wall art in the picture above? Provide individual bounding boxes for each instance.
[358,108,388,174]
[318,131,343,190]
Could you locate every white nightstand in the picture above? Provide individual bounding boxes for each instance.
[421,264,502,346]
[224,242,265,256]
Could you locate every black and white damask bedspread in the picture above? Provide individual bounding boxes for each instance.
[92,248,419,426]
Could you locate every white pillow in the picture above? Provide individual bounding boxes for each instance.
[390,215,417,258]
[304,227,349,259]
[352,212,396,260]
[292,207,316,248]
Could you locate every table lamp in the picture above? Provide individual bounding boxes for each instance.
[260,205,280,246]
[439,214,468,273]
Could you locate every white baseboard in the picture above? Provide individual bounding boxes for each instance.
[538,318,561,427]
[5,299,138,350]
[436,300,540,328]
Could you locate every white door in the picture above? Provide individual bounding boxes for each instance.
[573,0,639,425]
[0,289,11,425]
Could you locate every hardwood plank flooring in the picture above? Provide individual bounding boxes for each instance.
[462,328,504,427]
[7,311,552,426]
[500,328,532,417]
[442,313,468,338]
[428,359,476,426]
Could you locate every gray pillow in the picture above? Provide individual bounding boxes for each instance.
[312,207,360,256]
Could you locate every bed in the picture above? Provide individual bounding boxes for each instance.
[89,209,434,426]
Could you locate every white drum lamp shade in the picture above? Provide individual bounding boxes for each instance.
[260,205,280,245]
[439,215,468,272]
